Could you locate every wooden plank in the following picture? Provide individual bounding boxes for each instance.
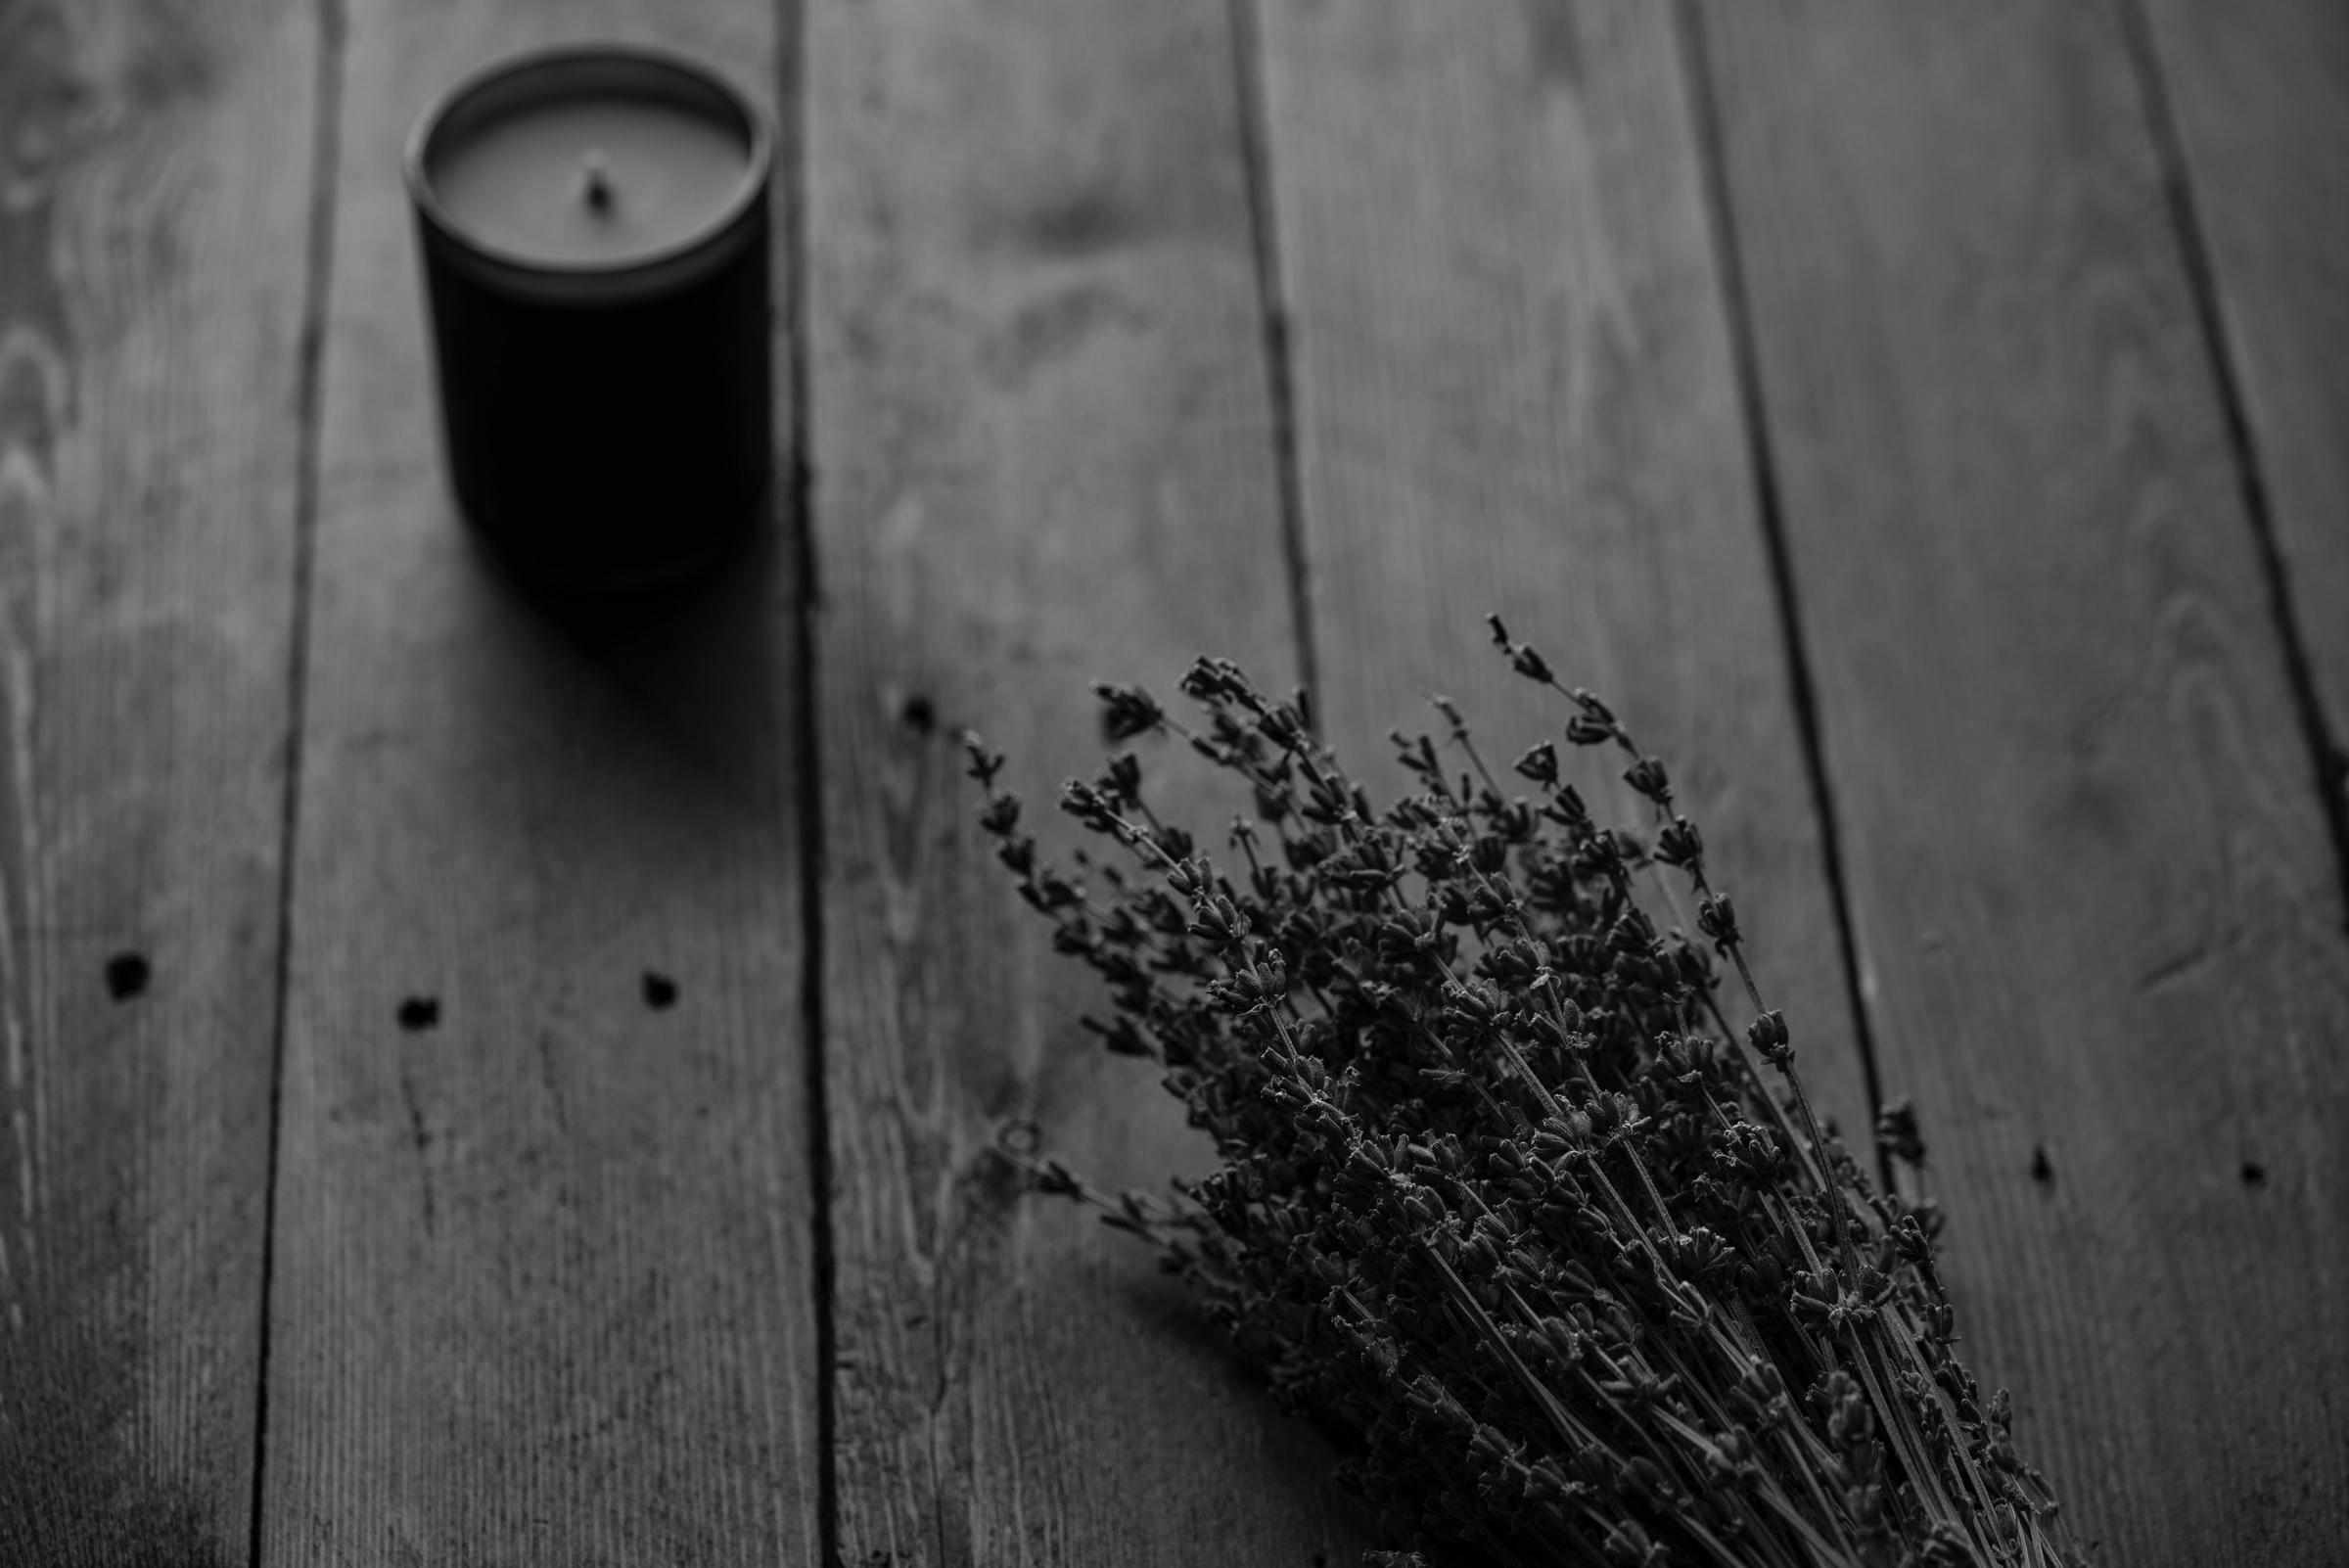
[0,0,318,1559]
[805,0,1367,1560]
[256,2,820,1560]
[1696,3,2349,1559]
[1254,0,1871,1143]
[2137,0,2349,817]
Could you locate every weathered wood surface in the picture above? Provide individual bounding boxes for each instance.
[1696,3,2349,1560]
[805,0,1367,1560]
[0,0,319,1560]
[2137,0,2349,829]
[1251,0,1873,1160]
[255,0,820,1561]
[6,2,2348,1562]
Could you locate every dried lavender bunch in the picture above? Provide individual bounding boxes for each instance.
[966,617,2073,1568]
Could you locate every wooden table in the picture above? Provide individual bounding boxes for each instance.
[4,2,2345,1563]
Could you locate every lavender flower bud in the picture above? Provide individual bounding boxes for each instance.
[1092,681,1165,741]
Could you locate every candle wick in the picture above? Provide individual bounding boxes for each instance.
[579,148,614,213]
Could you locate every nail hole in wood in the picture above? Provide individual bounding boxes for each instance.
[643,971,678,1010]
[104,952,150,1001]
[2029,1144,2053,1186]
[397,996,440,1032]
[2241,1161,2268,1189]
[899,693,937,735]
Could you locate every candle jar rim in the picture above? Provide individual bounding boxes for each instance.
[404,41,772,301]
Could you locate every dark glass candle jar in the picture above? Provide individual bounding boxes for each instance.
[405,44,772,600]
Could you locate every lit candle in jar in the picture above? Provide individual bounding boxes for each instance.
[406,45,773,600]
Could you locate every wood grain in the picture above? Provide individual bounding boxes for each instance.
[2137,0,2349,820]
[1697,3,2349,1559]
[0,0,319,1559]
[804,0,1365,1560]
[1253,0,1871,1142]
[257,1,819,1561]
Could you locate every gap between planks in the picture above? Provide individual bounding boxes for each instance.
[2111,0,2349,936]
[775,0,844,1561]
[246,1,350,1563]
[1671,0,1893,1193]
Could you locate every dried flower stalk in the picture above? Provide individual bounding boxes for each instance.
[966,619,2074,1568]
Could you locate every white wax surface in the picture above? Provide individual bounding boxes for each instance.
[429,95,749,266]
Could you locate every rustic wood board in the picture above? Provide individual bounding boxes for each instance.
[805,0,1367,1559]
[256,1,820,1561]
[2137,0,2349,830]
[1696,3,2349,1558]
[1252,0,1872,1145]
[0,0,319,1559]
